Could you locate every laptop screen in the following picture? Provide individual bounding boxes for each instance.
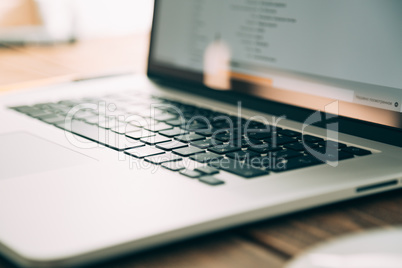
[148,0,402,129]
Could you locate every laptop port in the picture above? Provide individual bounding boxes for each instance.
[356,180,398,193]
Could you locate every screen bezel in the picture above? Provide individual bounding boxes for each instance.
[147,0,402,147]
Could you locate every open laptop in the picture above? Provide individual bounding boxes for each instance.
[1,0,402,266]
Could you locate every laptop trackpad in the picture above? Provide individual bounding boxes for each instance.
[0,132,95,180]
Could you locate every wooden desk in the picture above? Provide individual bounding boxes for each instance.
[0,34,148,92]
[1,34,401,268]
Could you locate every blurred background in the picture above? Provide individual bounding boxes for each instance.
[0,0,154,43]
[0,0,154,92]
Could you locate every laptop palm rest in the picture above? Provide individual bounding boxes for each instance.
[0,132,95,180]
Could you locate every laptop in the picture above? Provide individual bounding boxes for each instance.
[1,0,401,266]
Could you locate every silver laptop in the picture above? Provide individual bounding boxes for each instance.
[1,0,401,266]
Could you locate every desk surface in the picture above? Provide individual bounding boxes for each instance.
[1,34,401,268]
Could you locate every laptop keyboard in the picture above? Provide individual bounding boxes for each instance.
[10,92,372,186]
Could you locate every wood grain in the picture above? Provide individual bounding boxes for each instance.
[0,43,74,91]
[244,189,402,258]
[0,34,149,92]
[0,233,286,268]
[94,234,285,268]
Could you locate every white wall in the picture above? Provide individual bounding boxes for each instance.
[0,0,154,42]
[72,0,154,38]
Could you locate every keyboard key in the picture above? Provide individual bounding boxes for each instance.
[11,106,41,115]
[182,112,196,120]
[302,135,324,143]
[248,144,281,154]
[165,119,184,127]
[209,145,242,154]
[191,139,223,149]
[173,146,205,156]
[309,146,326,154]
[125,147,165,158]
[195,129,214,137]
[73,111,98,120]
[214,132,239,142]
[98,118,123,129]
[129,118,159,128]
[140,135,171,145]
[84,116,108,125]
[156,141,187,151]
[278,129,302,138]
[159,128,188,137]
[265,135,296,145]
[49,103,70,111]
[245,131,272,140]
[341,146,372,156]
[106,133,145,151]
[175,133,205,143]
[318,140,347,149]
[184,122,208,131]
[190,152,223,163]
[143,122,173,132]
[236,138,263,148]
[161,161,185,171]
[152,113,177,122]
[126,130,156,140]
[247,156,275,169]
[272,149,303,160]
[39,114,67,124]
[226,150,260,161]
[179,169,202,178]
[323,151,354,162]
[32,102,56,110]
[56,120,106,144]
[283,142,319,151]
[247,121,266,128]
[110,124,141,134]
[209,158,269,178]
[57,120,141,152]
[195,166,220,175]
[304,147,354,163]
[270,155,322,172]
[199,176,224,186]
[248,150,302,168]
[272,126,284,132]
[144,152,182,165]
[26,110,53,118]
[210,118,230,128]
